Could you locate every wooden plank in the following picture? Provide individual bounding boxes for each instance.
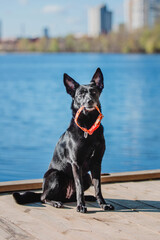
[1,184,160,240]
[0,169,160,193]
[87,199,160,236]
[0,195,71,240]
[101,181,160,220]
[1,192,160,240]
[0,217,36,240]
[0,194,127,240]
[114,181,160,209]
[0,179,42,193]
[101,169,160,183]
[87,183,160,237]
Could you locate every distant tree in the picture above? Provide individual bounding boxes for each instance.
[35,37,49,52]
[2,21,160,53]
[48,39,59,52]
[17,38,30,52]
[76,37,91,52]
[65,35,75,51]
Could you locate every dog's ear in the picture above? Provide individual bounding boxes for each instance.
[63,73,79,97]
[91,68,104,92]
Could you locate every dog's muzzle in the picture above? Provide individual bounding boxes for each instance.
[74,105,104,136]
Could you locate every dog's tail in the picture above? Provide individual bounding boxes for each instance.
[13,192,96,205]
[13,191,41,205]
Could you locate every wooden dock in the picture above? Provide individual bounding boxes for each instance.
[0,171,160,240]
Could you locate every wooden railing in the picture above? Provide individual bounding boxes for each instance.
[0,169,160,193]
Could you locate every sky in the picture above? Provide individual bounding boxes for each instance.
[0,0,125,38]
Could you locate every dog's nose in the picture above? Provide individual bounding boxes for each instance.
[87,99,94,105]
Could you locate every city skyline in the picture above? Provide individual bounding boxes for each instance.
[0,0,124,39]
[88,4,112,36]
[125,0,160,31]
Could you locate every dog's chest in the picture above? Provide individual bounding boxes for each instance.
[82,148,95,172]
[77,139,97,170]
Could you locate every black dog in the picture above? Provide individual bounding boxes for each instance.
[13,68,114,213]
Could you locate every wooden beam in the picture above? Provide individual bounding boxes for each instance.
[0,179,42,193]
[0,169,160,193]
[101,169,160,183]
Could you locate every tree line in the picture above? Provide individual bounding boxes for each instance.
[0,21,160,54]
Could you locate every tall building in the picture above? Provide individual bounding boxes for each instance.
[88,4,112,37]
[125,0,160,31]
[43,27,49,38]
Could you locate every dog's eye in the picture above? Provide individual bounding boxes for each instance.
[77,94,83,100]
[92,90,97,95]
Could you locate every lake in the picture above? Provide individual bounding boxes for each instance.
[0,53,160,181]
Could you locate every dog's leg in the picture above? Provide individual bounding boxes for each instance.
[41,188,64,208]
[40,169,68,208]
[72,164,87,213]
[83,173,96,201]
[91,165,114,210]
[91,147,114,211]
[83,173,92,191]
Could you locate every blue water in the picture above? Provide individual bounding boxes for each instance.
[0,53,160,181]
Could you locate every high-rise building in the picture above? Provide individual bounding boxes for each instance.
[43,27,49,38]
[124,0,160,31]
[88,4,112,37]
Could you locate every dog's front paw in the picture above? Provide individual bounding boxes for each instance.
[54,201,63,208]
[77,205,87,213]
[100,203,114,211]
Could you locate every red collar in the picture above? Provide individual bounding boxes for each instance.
[74,105,104,135]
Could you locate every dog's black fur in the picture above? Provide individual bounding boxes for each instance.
[13,68,114,213]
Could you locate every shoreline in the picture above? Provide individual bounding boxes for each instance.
[0,51,160,55]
